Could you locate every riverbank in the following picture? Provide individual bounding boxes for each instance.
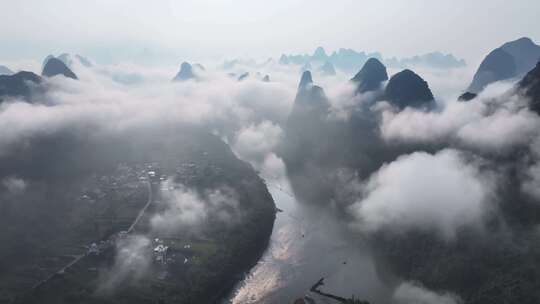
[225,185,392,304]
[3,128,278,304]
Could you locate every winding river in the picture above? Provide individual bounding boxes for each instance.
[225,180,393,304]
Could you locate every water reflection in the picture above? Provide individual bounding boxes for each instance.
[227,180,392,304]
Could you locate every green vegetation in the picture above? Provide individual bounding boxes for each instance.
[1,128,275,304]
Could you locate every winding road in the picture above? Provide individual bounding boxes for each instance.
[32,175,153,290]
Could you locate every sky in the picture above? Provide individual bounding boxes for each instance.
[1,0,539,65]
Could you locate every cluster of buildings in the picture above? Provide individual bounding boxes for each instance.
[153,244,169,264]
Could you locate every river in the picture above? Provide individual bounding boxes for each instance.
[225,180,393,304]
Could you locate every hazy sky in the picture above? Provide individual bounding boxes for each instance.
[1,0,539,65]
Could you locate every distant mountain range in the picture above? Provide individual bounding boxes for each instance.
[386,52,466,69]
[280,47,384,72]
[279,47,466,72]
[319,61,336,76]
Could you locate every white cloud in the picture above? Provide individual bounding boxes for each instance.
[98,234,152,294]
[0,62,296,156]
[233,120,283,164]
[151,181,241,235]
[349,149,493,240]
[393,281,462,304]
[325,81,380,121]
[522,163,540,201]
[379,82,540,153]
[1,176,27,194]
[151,184,208,234]
[259,153,287,180]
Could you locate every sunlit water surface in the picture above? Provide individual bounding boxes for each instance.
[226,181,392,304]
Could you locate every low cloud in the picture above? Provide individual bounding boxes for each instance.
[232,120,283,164]
[393,281,462,304]
[326,82,380,121]
[1,176,27,194]
[349,149,494,240]
[0,62,297,156]
[522,163,540,201]
[379,82,540,154]
[151,180,241,236]
[98,234,152,294]
[259,153,287,181]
